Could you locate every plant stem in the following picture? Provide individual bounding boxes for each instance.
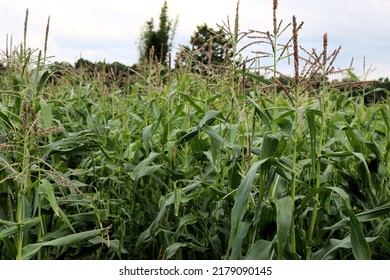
[16,192,24,260]
[17,129,31,260]
[306,79,327,260]
[272,0,278,134]
[306,119,324,259]
[271,40,278,134]
[290,13,299,256]
[290,111,298,254]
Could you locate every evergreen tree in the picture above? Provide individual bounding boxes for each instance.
[138,1,177,64]
[193,24,231,66]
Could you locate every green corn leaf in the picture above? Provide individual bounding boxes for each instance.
[352,152,374,189]
[39,99,52,129]
[203,125,231,148]
[275,196,292,259]
[164,242,190,259]
[180,93,204,113]
[198,110,220,128]
[328,186,351,208]
[32,69,51,93]
[86,112,101,140]
[21,243,43,260]
[40,179,60,216]
[134,165,162,184]
[132,152,160,178]
[0,218,41,238]
[247,97,271,125]
[46,228,103,247]
[177,214,198,229]
[261,135,280,158]
[40,135,99,157]
[245,239,273,260]
[67,210,107,223]
[312,236,352,260]
[232,69,272,85]
[22,228,105,260]
[0,225,18,239]
[301,185,328,208]
[228,159,267,258]
[274,117,292,135]
[313,235,384,260]
[0,219,18,227]
[356,202,390,221]
[57,208,75,232]
[152,91,175,136]
[347,70,360,82]
[142,124,153,154]
[305,109,320,165]
[346,207,371,260]
[229,222,250,260]
[40,179,74,232]
[379,107,389,129]
[0,111,14,130]
[176,127,198,145]
[323,202,390,231]
[39,100,53,142]
[0,103,22,125]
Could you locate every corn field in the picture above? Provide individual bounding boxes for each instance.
[0,1,389,260]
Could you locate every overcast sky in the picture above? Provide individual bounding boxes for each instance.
[1,0,389,80]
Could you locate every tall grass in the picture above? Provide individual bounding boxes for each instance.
[0,2,389,260]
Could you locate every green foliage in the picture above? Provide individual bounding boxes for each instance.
[138,1,177,64]
[176,24,233,74]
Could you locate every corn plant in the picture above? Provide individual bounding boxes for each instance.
[0,10,113,260]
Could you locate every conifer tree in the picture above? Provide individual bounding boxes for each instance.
[138,1,177,64]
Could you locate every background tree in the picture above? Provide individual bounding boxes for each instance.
[138,1,177,64]
[176,24,233,74]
